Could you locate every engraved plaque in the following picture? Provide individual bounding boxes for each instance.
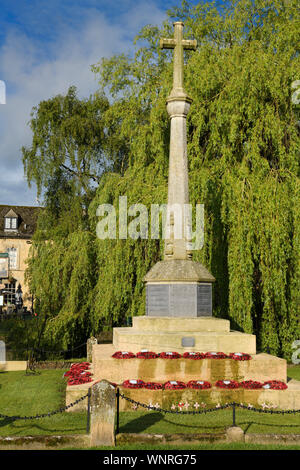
[146,284,169,316]
[181,337,195,347]
[197,284,212,316]
[170,284,196,317]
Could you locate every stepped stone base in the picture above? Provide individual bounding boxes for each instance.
[92,344,286,384]
[113,316,256,354]
[65,315,300,414]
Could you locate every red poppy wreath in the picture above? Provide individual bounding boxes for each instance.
[262,380,287,390]
[122,379,145,389]
[159,352,182,359]
[215,380,240,389]
[187,380,212,389]
[112,351,136,359]
[164,380,186,390]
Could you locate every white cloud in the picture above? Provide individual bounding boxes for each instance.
[0,2,166,205]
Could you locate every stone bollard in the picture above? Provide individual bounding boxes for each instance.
[87,336,97,363]
[89,380,116,447]
[226,426,245,443]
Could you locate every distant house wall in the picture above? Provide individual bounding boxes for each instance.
[0,205,41,310]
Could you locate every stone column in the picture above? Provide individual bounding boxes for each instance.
[89,380,116,447]
[164,97,192,260]
[87,336,97,363]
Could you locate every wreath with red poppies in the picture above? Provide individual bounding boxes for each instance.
[144,382,163,390]
[159,352,182,359]
[187,380,212,389]
[239,380,263,389]
[164,380,186,389]
[205,352,228,359]
[228,353,252,361]
[136,351,158,359]
[183,352,205,360]
[215,380,240,389]
[112,351,136,359]
[122,379,145,389]
[64,362,92,386]
[262,380,287,390]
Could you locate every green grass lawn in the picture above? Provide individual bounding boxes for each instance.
[0,370,87,436]
[288,365,300,381]
[118,407,300,436]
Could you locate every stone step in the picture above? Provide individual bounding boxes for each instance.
[65,377,300,413]
[113,328,256,354]
[132,316,230,332]
[117,381,300,412]
[92,344,286,384]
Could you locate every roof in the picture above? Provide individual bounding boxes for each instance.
[144,259,216,283]
[0,205,41,239]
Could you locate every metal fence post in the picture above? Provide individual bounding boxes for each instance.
[116,388,120,434]
[86,387,91,433]
[232,402,236,427]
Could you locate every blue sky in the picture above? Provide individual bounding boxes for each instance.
[0,0,221,206]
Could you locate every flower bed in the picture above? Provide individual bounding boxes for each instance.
[64,362,92,386]
[187,380,212,389]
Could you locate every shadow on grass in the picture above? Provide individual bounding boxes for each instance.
[0,416,86,436]
[119,412,164,433]
[242,420,300,434]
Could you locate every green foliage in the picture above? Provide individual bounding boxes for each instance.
[24,0,300,359]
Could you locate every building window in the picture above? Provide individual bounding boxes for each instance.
[7,247,18,270]
[3,282,16,305]
[4,217,18,230]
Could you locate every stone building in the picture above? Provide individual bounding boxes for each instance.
[0,205,40,312]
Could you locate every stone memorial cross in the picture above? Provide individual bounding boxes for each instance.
[160,22,197,260]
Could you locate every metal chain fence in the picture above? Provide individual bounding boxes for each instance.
[116,389,300,433]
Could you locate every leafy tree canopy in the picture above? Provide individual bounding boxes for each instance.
[23,0,300,359]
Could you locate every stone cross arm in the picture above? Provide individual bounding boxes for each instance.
[159,38,197,51]
[160,22,197,99]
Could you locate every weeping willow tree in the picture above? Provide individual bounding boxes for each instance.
[23,0,300,359]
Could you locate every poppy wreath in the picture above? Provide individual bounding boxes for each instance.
[122,379,145,389]
[144,382,163,390]
[159,352,182,359]
[239,380,263,389]
[205,352,228,359]
[112,351,136,359]
[64,362,92,386]
[183,352,205,360]
[262,380,288,390]
[228,353,252,361]
[187,380,212,389]
[136,351,158,359]
[215,380,240,389]
[164,381,186,390]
